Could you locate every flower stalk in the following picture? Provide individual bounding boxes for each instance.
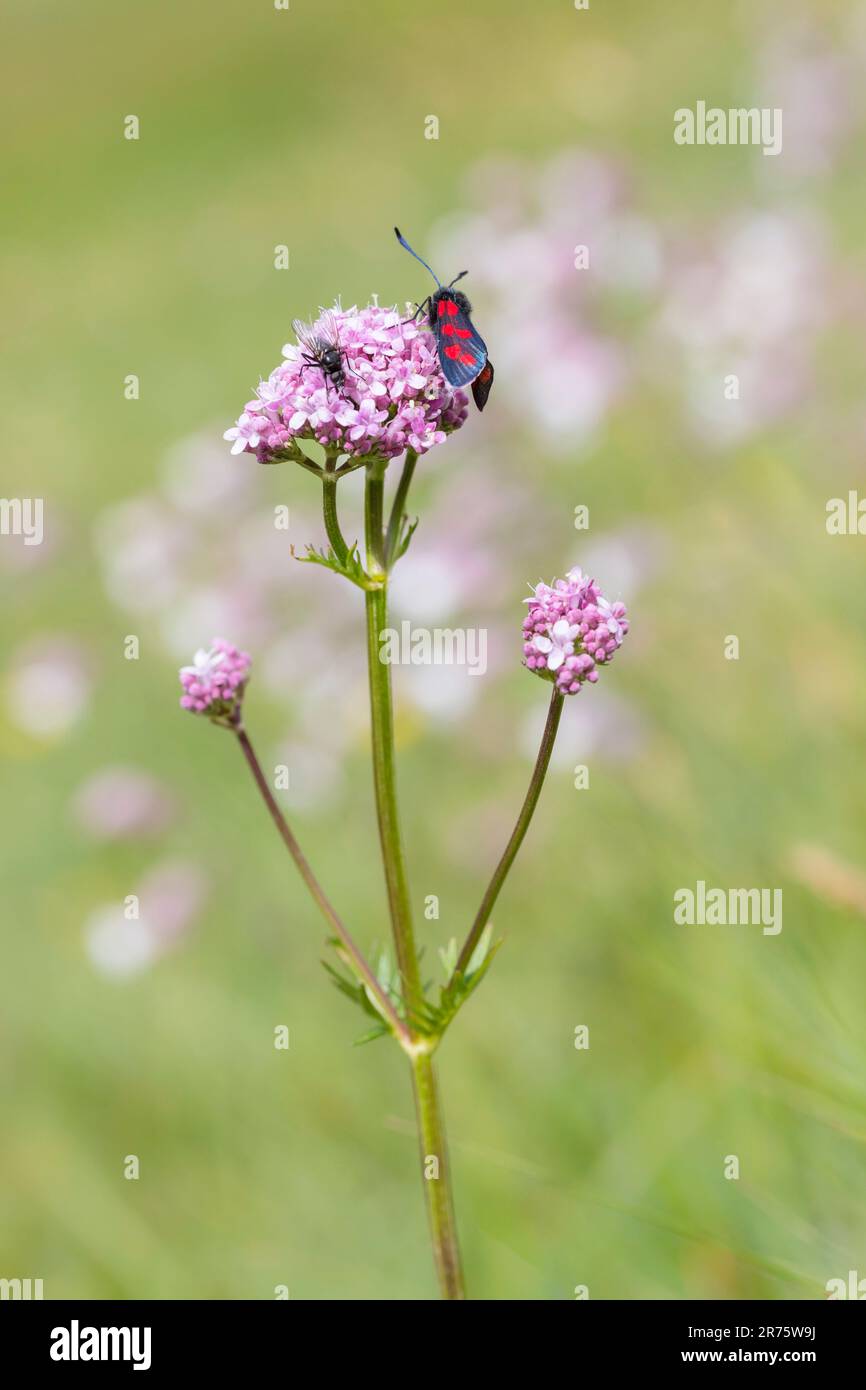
[384,448,418,566]
[453,687,564,980]
[321,457,350,565]
[364,584,423,1014]
[363,461,465,1298]
[364,461,421,1011]
[233,716,411,1048]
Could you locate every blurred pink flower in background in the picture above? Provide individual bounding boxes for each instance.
[84,858,207,979]
[653,211,831,445]
[430,142,858,451]
[395,655,495,725]
[520,689,646,770]
[0,510,60,576]
[72,765,176,840]
[5,636,91,738]
[272,738,346,813]
[85,905,157,979]
[390,465,534,626]
[95,496,188,617]
[162,432,255,517]
[431,151,657,446]
[756,16,862,178]
[95,433,298,661]
[578,524,666,602]
[141,860,208,945]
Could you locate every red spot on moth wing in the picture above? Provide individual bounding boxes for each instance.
[444,345,461,359]
[445,299,458,315]
[442,323,455,335]
[480,365,492,381]
[437,299,448,317]
[455,327,471,338]
[460,352,476,365]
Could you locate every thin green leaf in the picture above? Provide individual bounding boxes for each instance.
[292,542,374,592]
[395,515,419,561]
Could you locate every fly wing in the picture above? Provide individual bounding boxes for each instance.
[317,308,341,348]
[433,296,488,388]
[292,317,320,355]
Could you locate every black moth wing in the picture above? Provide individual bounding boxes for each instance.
[471,359,494,412]
[432,293,489,389]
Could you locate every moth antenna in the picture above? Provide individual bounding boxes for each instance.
[394,226,442,288]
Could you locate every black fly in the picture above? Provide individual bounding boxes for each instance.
[292,310,357,401]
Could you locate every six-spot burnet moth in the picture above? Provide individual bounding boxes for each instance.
[394,227,494,412]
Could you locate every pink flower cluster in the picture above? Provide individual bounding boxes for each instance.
[224,304,469,464]
[523,568,628,696]
[179,640,250,719]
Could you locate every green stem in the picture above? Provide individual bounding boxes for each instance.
[322,463,349,565]
[384,448,418,567]
[453,688,565,979]
[365,460,387,574]
[233,721,411,1047]
[364,582,421,1013]
[410,1052,465,1299]
[364,462,465,1298]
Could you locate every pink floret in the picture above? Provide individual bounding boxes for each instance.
[223,304,469,465]
[522,568,629,696]
[179,639,251,720]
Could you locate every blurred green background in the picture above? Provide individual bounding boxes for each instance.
[3,0,866,1300]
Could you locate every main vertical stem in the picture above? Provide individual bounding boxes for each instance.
[364,582,422,1015]
[411,1053,465,1300]
[364,462,465,1300]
